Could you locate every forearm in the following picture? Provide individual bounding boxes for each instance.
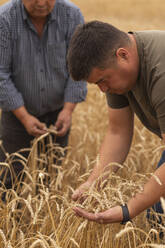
[87,129,132,184]
[63,102,77,114]
[128,163,165,219]
[12,106,30,126]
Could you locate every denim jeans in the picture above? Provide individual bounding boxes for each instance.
[146,150,165,238]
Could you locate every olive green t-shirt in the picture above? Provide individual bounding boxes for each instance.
[106,30,165,138]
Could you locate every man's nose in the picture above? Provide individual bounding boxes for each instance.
[98,83,108,93]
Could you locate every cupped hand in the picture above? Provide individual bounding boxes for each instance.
[22,114,47,137]
[55,109,72,136]
[73,205,123,224]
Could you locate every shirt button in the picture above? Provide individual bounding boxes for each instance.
[41,88,45,92]
[38,48,41,53]
[40,69,44,72]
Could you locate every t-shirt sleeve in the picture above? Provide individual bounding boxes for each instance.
[106,92,129,109]
[151,78,165,134]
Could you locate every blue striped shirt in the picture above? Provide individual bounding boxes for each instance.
[0,0,87,116]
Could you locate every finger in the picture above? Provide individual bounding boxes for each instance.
[56,126,66,137]
[73,207,108,224]
[72,207,98,221]
[72,189,81,201]
[33,126,47,136]
[36,121,47,130]
[72,189,87,202]
[55,119,63,130]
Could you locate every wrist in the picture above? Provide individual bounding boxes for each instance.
[63,102,76,114]
[86,179,94,186]
[12,106,31,125]
[120,204,132,225]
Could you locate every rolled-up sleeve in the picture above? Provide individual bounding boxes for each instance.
[106,92,129,109]
[0,18,24,111]
[64,79,87,103]
[64,8,87,103]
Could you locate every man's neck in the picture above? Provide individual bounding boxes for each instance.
[30,15,47,25]
[30,16,47,37]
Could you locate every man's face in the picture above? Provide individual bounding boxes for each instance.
[87,52,138,95]
[22,0,56,18]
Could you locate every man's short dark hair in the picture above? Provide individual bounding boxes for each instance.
[67,21,131,81]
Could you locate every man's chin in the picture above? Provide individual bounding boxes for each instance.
[108,90,128,95]
[32,9,50,17]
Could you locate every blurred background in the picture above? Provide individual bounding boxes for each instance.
[72,0,165,29]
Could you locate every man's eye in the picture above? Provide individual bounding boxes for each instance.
[99,79,106,84]
[101,79,107,84]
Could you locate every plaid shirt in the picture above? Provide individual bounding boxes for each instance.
[0,0,87,116]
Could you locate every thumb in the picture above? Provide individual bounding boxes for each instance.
[55,118,61,128]
[36,120,46,130]
[55,118,63,130]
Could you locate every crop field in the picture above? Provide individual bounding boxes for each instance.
[0,0,165,247]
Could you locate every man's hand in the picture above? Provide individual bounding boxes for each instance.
[22,114,46,137]
[55,109,72,136]
[73,206,123,224]
[12,106,47,137]
[72,181,92,201]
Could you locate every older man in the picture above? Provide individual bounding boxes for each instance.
[67,21,165,230]
[0,0,87,192]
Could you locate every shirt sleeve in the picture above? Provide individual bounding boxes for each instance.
[64,8,87,103]
[151,77,165,134]
[106,92,129,109]
[0,17,24,111]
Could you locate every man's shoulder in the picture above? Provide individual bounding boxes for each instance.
[133,30,165,62]
[0,0,18,14]
[0,0,20,22]
[0,1,12,14]
[135,30,165,41]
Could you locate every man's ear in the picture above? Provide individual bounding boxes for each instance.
[116,48,129,60]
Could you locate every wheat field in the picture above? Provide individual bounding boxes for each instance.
[0,0,165,247]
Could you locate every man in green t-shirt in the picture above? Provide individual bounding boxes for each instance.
[67,21,165,229]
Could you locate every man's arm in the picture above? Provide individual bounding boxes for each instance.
[65,7,87,104]
[73,158,165,223]
[0,18,46,137]
[72,105,134,200]
[72,134,165,223]
[65,6,87,102]
[55,8,87,137]
[0,17,24,112]
[127,132,165,218]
